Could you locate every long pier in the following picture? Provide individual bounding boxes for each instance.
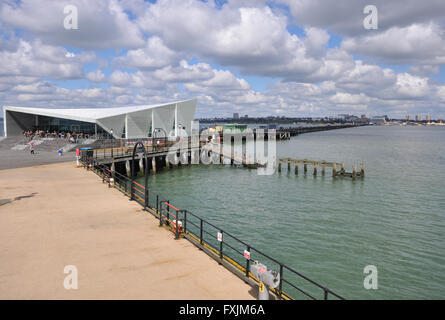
[207,123,366,141]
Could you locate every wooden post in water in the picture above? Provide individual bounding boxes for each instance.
[360,163,365,177]
[278,161,282,172]
[352,165,356,178]
[152,157,157,173]
[304,162,308,174]
[341,163,345,172]
[125,160,131,177]
[287,161,291,172]
[295,162,299,175]
[139,157,144,176]
[313,163,318,176]
[333,163,337,177]
[321,162,326,176]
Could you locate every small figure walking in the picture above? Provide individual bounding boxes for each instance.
[30,141,35,154]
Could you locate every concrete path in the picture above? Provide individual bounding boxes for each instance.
[0,150,75,170]
[0,162,254,299]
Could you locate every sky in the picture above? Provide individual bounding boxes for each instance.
[0,0,444,119]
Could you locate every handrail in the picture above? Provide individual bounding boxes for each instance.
[80,157,345,300]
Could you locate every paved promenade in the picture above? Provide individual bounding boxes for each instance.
[0,150,74,170]
[0,162,254,299]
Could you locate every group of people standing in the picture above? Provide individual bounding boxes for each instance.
[23,129,92,142]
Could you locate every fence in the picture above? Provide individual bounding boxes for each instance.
[81,157,345,300]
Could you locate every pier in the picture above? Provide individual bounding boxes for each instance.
[274,123,365,140]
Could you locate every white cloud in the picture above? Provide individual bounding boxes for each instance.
[86,70,106,82]
[342,23,445,65]
[0,39,83,79]
[116,36,179,70]
[0,0,145,49]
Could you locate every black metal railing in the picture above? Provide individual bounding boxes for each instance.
[80,156,345,300]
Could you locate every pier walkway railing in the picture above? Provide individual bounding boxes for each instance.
[80,157,345,301]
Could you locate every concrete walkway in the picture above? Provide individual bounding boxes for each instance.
[0,150,75,170]
[0,162,254,299]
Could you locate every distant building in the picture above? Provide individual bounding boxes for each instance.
[405,115,411,121]
[438,117,443,122]
[426,115,432,121]
[224,124,248,133]
[371,116,386,124]
[233,113,239,119]
[243,115,248,119]
[415,115,421,121]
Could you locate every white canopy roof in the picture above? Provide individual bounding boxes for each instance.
[3,99,197,138]
[3,99,196,123]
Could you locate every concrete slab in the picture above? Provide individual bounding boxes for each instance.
[0,162,254,299]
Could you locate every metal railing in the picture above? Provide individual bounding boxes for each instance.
[80,157,345,300]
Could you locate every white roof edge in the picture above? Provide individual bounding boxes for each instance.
[2,98,197,122]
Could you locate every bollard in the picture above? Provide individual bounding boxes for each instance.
[294,163,299,175]
[361,163,365,177]
[304,163,307,174]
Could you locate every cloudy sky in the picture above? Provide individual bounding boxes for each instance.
[0,0,444,118]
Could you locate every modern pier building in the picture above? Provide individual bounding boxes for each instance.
[2,99,197,139]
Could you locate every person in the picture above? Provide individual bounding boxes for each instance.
[29,141,34,154]
[58,148,63,156]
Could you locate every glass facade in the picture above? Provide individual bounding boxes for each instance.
[35,115,109,136]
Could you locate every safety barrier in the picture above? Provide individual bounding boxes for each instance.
[80,157,345,300]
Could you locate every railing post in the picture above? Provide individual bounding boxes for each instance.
[158,197,163,227]
[279,264,283,300]
[183,210,187,234]
[175,209,180,240]
[144,188,148,209]
[200,219,203,245]
[219,230,223,262]
[324,288,328,300]
[245,246,250,278]
[166,200,170,225]
[130,179,134,200]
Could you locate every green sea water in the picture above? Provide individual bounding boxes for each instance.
[137,126,445,299]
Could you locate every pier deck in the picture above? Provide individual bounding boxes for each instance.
[0,162,254,299]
